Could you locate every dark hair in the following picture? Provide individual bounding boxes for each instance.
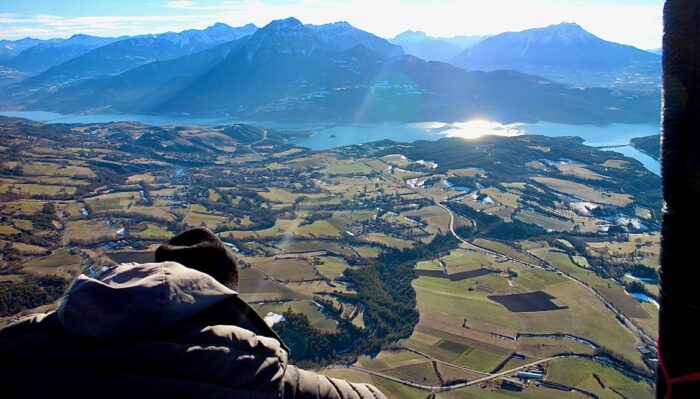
[155,228,239,290]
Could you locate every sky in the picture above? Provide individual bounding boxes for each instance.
[0,0,664,49]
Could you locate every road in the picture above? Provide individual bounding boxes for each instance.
[247,129,268,158]
[401,347,489,376]
[331,354,583,393]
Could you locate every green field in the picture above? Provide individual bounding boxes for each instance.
[441,249,495,270]
[416,260,443,271]
[517,336,596,358]
[545,358,653,399]
[315,256,350,280]
[0,225,20,235]
[362,233,414,249]
[21,248,82,279]
[129,226,174,240]
[438,386,585,399]
[515,282,644,369]
[513,268,570,291]
[352,246,381,258]
[64,219,123,244]
[473,239,542,265]
[298,220,343,237]
[249,257,320,282]
[0,183,76,197]
[451,347,506,372]
[184,210,228,228]
[515,210,576,232]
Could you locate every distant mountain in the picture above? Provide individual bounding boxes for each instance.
[35,35,252,112]
[451,22,661,89]
[5,23,257,94]
[648,48,662,55]
[390,30,483,62]
[309,21,403,57]
[442,35,487,49]
[2,34,123,73]
[28,18,660,125]
[0,38,45,62]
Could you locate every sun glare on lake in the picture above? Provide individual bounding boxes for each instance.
[442,119,524,139]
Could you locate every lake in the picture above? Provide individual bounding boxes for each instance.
[0,111,660,175]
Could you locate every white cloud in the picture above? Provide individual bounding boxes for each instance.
[0,13,219,39]
[164,0,229,10]
[165,0,199,8]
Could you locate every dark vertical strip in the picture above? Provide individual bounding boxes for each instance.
[659,1,700,397]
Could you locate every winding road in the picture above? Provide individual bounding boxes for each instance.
[247,129,268,158]
[331,353,596,393]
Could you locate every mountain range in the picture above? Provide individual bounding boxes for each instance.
[0,38,45,62]
[0,18,660,124]
[2,34,124,74]
[450,22,660,89]
[390,31,484,62]
[2,23,257,94]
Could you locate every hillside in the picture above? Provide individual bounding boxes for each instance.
[631,135,661,160]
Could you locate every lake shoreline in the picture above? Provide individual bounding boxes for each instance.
[0,110,660,175]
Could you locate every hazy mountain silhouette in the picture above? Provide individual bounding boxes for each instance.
[390,30,483,62]
[27,18,659,124]
[451,22,660,88]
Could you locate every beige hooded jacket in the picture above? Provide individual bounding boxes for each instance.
[0,262,386,399]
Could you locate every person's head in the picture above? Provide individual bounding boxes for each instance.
[155,227,239,291]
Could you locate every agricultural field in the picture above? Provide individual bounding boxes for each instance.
[20,248,83,279]
[0,118,661,397]
[545,358,653,399]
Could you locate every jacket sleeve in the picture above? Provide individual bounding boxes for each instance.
[282,365,387,399]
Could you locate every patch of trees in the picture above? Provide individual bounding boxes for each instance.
[0,164,21,176]
[341,234,458,347]
[300,212,333,226]
[628,264,659,282]
[630,135,661,160]
[449,203,548,240]
[623,280,655,299]
[0,276,67,317]
[422,176,442,187]
[519,184,560,209]
[274,310,332,365]
[272,308,365,367]
[29,203,56,230]
[594,347,652,378]
[278,234,463,365]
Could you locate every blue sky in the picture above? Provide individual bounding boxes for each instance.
[0,0,664,48]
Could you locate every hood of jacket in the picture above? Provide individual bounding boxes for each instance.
[57,261,237,341]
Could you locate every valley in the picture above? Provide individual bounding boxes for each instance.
[0,117,660,398]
